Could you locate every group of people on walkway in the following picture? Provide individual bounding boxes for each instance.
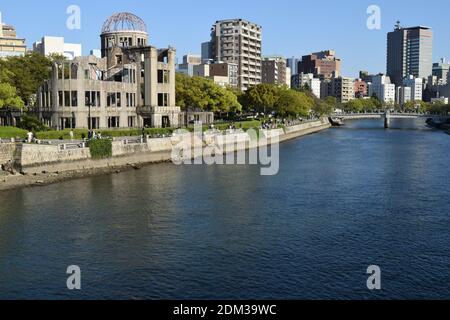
[87,130,102,140]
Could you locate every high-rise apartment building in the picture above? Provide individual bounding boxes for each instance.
[298,50,341,80]
[207,19,262,91]
[331,77,355,103]
[387,24,433,86]
[262,56,287,85]
[0,12,27,57]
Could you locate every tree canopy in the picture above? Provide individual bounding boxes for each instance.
[0,52,52,106]
[241,84,316,117]
[0,83,24,108]
[342,97,382,112]
[403,100,428,113]
[176,73,242,113]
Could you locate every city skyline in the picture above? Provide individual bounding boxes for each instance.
[1,0,450,77]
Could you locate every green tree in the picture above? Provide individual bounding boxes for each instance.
[241,83,281,114]
[17,114,48,132]
[0,83,25,108]
[0,52,52,105]
[176,73,242,114]
[313,99,334,116]
[343,99,364,112]
[275,88,312,117]
[403,100,428,113]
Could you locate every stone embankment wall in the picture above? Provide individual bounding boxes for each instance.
[0,143,17,165]
[8,119,330,174]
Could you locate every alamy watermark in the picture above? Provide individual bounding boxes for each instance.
[171,123,280,176]
[367,265,382,290]
[367,5,381,30]
[66,265,81,290]
[66,5,81,30]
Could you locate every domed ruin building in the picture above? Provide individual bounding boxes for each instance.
[36,12,212,130]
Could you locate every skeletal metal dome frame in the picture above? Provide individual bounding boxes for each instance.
[101,12,147,34]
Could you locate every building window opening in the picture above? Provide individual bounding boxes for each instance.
[71,91,78,107]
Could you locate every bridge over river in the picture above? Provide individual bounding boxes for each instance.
[331,112,450,128]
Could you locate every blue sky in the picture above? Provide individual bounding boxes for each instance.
[1,0,449,77]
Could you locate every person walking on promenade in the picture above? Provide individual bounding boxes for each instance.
[27,131,33,143]
[69,130,74,142]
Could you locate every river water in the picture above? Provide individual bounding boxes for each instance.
[0,119,449,300]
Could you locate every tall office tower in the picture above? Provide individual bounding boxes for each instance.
[387,23,433,87]
[177,54,202,76]
[298,50,341,80]
[286,57,299,75]
[209,19,262,91]
[201,41,212,63]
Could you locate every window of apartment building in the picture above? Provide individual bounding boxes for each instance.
[71,91,78,107]
[128,116,135,128]
[158,93,169,107]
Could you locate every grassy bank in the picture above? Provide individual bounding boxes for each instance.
[0,120,263,140]
[0,127,27,139]
[0,127,174,140]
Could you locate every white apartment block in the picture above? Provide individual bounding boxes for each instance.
[368,74,396,104]
[286,67,291,88]
[402,75,423,101]
[33,36,82,60]
[291,73,321,98]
